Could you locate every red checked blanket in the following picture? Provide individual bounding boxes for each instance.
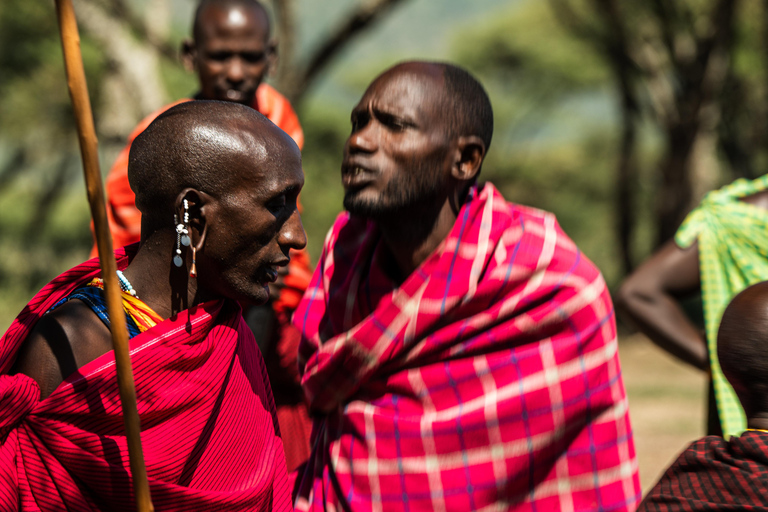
[0,248,291,511]
[293,183,641,511]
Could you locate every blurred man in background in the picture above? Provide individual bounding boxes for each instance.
[94,0,312,471]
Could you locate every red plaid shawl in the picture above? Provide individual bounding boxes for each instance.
[0,248,291,511]
[293,183,641,511]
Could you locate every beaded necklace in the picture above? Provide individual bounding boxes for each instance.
[116,270,138,298]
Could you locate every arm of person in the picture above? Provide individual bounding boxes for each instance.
[616,239,708,371]
[9,301,113,399]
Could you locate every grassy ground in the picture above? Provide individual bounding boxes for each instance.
[619,332,707,494]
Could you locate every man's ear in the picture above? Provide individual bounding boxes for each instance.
[175,188,214,251]
[266,38,278,76]
[181,39,197,73]
[452,135,486,182]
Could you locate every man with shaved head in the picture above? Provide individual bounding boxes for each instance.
[98,0,314,472]
[292,61,641,511]
[0,101,303,510]
[640,281,768,510]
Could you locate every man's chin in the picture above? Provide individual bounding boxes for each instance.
[218,90,256,105]
[343,195,385,219]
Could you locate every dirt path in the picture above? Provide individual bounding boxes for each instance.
[618,333,707,493]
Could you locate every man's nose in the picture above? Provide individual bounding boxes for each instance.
[279,208,307,252]
[226,57,245,83]
[346,125,376,155]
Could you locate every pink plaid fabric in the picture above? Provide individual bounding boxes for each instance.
[293,183,641,511]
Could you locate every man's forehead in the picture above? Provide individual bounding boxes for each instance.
[196,3,269,41]
[358,65,447,115]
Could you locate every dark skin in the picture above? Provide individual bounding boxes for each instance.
[181,2,291,343]
[342,62,486,282]
[181,1,274,106]
[11,114,306,399]
[716,281,768,430]
[617,188,768,371]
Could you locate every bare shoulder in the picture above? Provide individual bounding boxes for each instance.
[10,299,113,399]
[739,189,768,209]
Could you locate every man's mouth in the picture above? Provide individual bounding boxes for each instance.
[257,266,279,284]
[342,166,376,190]
[225,89,244,101]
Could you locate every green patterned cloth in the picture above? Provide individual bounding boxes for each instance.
[676,174,768,437]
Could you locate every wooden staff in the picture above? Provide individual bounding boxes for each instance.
[54,1,154,511]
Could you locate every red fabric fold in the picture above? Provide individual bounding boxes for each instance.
[293,183,641,511]
[0,247,292,511]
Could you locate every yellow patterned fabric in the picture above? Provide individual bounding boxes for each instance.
[676,175,768,437]
[87,277,162,333]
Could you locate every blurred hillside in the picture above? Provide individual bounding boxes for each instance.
[2,0,766,331]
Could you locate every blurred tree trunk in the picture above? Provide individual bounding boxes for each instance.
[550,0,739,256]
[74,0,169,151]
[650,0,735,245]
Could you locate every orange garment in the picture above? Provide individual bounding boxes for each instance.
[92,84,310,312]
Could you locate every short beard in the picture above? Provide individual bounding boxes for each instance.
[344,172,445,221]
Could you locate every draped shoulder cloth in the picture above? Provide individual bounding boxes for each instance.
[0,247,291,511]
[293,183,641,511]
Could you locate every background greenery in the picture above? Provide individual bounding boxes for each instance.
[0,0,762,330]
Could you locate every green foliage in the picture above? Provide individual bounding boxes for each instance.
[296,102,350,261]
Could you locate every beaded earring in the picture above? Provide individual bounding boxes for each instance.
[174,199,192,268]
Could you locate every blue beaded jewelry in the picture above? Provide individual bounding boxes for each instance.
[116,270,138,298]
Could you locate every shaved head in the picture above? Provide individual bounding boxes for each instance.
[128,100,297,234]
[192,0,271,44]
[717,281,768,416]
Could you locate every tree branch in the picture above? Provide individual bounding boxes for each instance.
[288,0,407,103]
[99,0,178,62]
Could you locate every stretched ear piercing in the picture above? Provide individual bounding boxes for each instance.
[189,247,197,278]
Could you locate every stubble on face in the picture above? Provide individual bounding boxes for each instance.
[342,65,454,221]
[343,158,446,220]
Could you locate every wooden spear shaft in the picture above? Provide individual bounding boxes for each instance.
[54,1,154,510]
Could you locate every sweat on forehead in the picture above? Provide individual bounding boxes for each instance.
[192,0,271,42]
[128,100,278,219]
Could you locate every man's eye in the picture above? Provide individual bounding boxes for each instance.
[351,114,369,133]
[207,52,230,62]
[267,196,287,213]
[380,114,407,131]
[242,52,266,63]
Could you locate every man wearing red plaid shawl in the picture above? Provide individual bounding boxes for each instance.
[292,62,641,511]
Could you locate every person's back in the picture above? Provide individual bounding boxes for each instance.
[0,101,305,510]
[640,280,768,511]
[292,61,640,511]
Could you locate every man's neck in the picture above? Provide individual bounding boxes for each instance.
[376,198,461,285]
[120,233,200,319]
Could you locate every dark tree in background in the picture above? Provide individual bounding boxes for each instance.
[549,0,747,272]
